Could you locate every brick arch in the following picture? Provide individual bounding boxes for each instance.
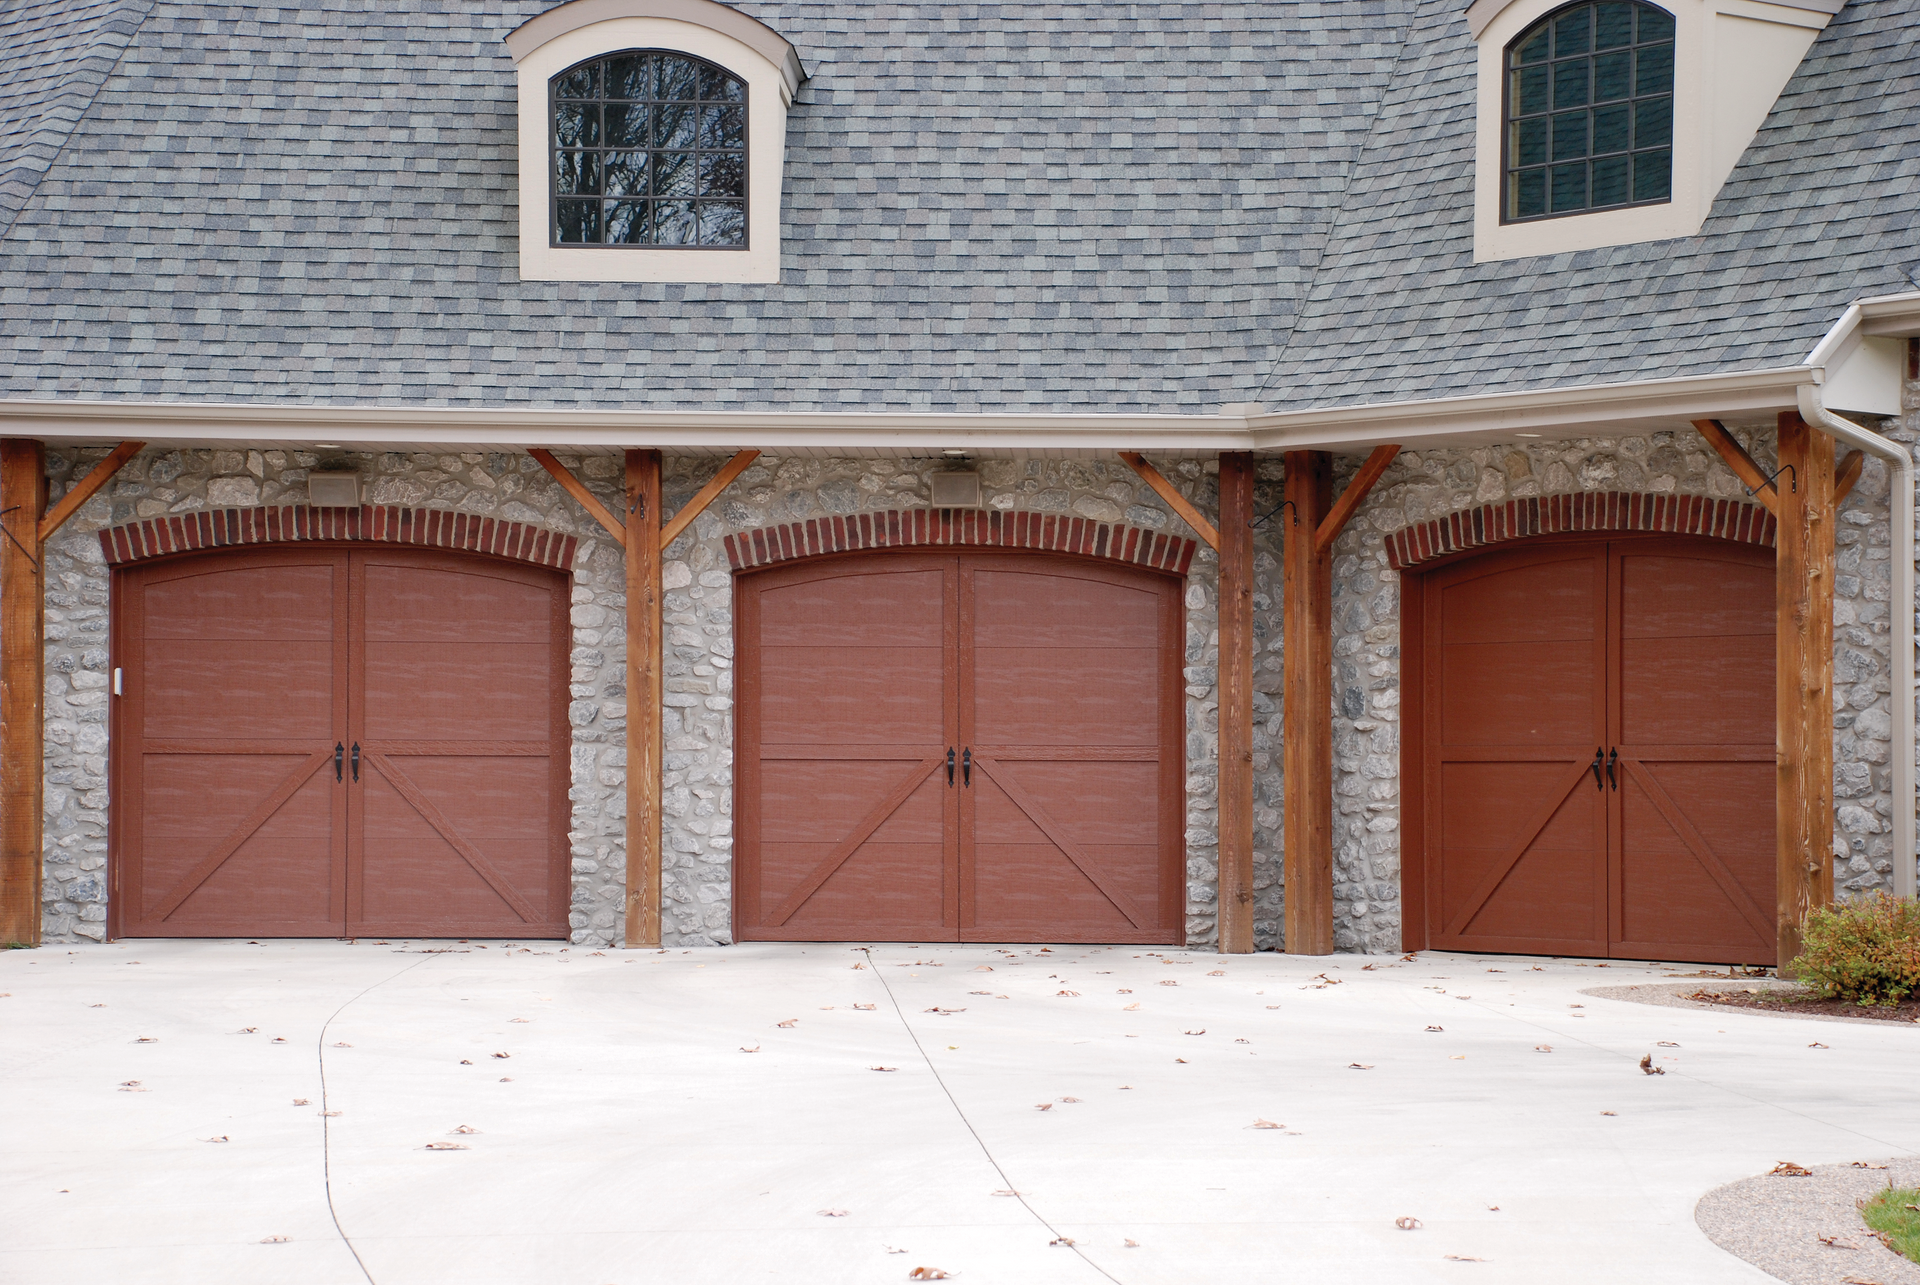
[98,505,580,570]
[723,507,1201,574]
[1385,492,1775,571]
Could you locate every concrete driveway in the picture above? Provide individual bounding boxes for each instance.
[1,941,1914,1285]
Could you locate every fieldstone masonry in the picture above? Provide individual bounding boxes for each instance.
[35,422,1913,949]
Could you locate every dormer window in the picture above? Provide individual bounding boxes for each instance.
[551,51,748,248]
[1503,2,1674,222]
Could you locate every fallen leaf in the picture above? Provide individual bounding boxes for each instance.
[1208,970,1226,976]
[1035,1103,1053,1111]
[1535,1045,1553,1053]
[854,1003,877,1011]
[1851,1161,1888,1169]
[1601,1111,1618,1116]
[1159,980,1179,987]
[973,965,993,972]
[777,1019,798,1028]
[1401,953,1418,962]
[1123,1002,1141,1011]
[1656,1041,1680,1047]
[992,1189,1020,1197]
[1184,1029,1206,1036]
[968,991,992,996]
[1125,1239,1140,1247]
[907,1269,952,1280]
[884,1245,908,1254]
[818,1209,849,1217]
[851,963,865,970]
[740,1046,761,1053]
[1235,1038,1251,1044]
[260,1236,289,1244]
[1265,1004,1280,1010]
[135,1037,158,1044]
[1396,1216,1422,1230]
[1060,1096,1082,1103]
[1445,1255,1488,1262]
[451,1125,480,1135]
[1769,1161,1812,1177]
[1349,1063,1373,1070]
[423,1141,469,1151]
[292,1098,310,1106]
[491,1052,510,1059]
[1049,1237,1076,1247]
[203,1136,229,1144]
[1056,990,1081,997]
[1820,1235,1861,1248]
[500,1077,512,1082]
[1638,1055,1665,1076]
[1175,1058,1188,1064]
[509,1018,530,1023]
[870,1065,897,1072]
[1117,988,1133,994]
[1426,1025,1445,1032]
[331,1042,352,1048]
[1450,1055,1466,1060]
[234,1026,255,1033]
[272,1038,287,1044]
[320,1111,341,1118]
[1488,1205,1500,1211]
[1841,1276,1890,1285]
[1251,1119,1285,1129]
[1809,1042,1829,1049]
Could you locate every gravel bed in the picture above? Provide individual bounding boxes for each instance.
[1695,1158,1920,1285]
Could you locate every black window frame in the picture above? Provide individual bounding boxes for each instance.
[547,48,750,251]
[1500,0,1675,224]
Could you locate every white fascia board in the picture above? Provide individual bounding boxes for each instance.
[1245,366,1818,451]
[0,399,1250,454]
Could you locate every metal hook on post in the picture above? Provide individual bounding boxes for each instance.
[1249,498,1296,530]
[1747,462,1796,497]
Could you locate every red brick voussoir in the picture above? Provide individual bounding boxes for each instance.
[1385,492,1775,571]
[723,508,1201,575]
[99,505,580,571]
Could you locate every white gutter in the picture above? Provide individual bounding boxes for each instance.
[1797,380,1918,898]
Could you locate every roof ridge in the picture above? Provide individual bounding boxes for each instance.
[0,0,156,242]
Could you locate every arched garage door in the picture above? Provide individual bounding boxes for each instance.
[1408,535,1776,964]
[735,549,1186,944]
[111,546,571,938]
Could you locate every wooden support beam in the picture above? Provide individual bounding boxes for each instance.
[1835,449,1864,504]
[625,449,664,948]
[529,449,626,546]
[1691,419,1778,516]
[0,440,46,945]
[1117,452,1220,550]
[1774,412,1835,973]
[38,441,144,544]
[1281,450,1335,956]
[1314,444,1400,557]
[661,450,760,549]
[1217,452,1255,954]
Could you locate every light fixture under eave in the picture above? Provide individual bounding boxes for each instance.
[1514,433,1543,438]
[314,443,341,448]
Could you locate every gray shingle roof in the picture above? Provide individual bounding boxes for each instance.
[1260,0,1920,410]
[0,0,1911,415]
[0,0,1414,413]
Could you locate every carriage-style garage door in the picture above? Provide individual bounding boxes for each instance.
[735,550,1185,943]
[1413,535,1776,964]
[112,546,570,938]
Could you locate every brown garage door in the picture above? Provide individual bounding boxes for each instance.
[111,546,570,938]
[1410,535,1775,964]
[735,550,1184,943]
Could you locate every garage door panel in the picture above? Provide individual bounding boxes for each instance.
[1616,763,1773,958]
[969,570,1161,647]
[1619,553,1773,639]
[758,760,946,845]
[136,763,339,930]
[1438,762,1596,846]
[360,642,554,741]
[969,762,1159,846]
[759,646,945,745]
[141,642,336,739]
[967,843,1143,936]
[774,841,949,931]
[355,770,556,931]
[142,563,337,639]
[360,565,552,644]
[758,570,947,647]
[1439,644,1598,745]
[1438,557,1601,645]
[1619,635,1773,746]
[972,648,1161,745]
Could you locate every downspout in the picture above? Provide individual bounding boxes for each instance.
[1796,382,1918,899]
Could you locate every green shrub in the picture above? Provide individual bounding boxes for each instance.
[1790,892,1920,1005]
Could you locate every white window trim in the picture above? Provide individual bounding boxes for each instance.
[1467,0,1833,263]
[508,9,800,284]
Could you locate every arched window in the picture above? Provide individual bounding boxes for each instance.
[550,50,747,247]
[1504,1,1673,222]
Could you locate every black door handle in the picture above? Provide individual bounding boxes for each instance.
[1605,747,1618,791]
[947,747,955,787]
[351,742,360,783]
[335,742,344,783]
[1590,748,1604,791]
[962,747,971,787]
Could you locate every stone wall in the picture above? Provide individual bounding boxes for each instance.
[40,448,1234,949]
[1322,423,1905,953]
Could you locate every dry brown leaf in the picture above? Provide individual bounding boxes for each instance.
[1266,1004,1280,1009]
[1208,970,1226,976]
[1395,1216,1422,1230]
[1184,1029,1206,1036]
[260,1235,289,1244]
[1174,1057,1188,1064]
[1349,1063,1373,1070]
[1035,1103,1053,1111]
[332,1042,352,1048]
[510,1018,530,1023]
[1601,1111,1618,1116]
[740,1045,761,1053]
[491,1052,510,1059]
[1159,980,1179,987]
[1235,1038,1251,1044]
[1056,990,1081,997]
[777,1019,798,1028]
[234,1026,255,1033]
[292,1098,310,1106]
[451,1125,480,1135]
[1638,1055,1664,1076]
[818,1209,849,1217]
[460,1059,473,1065]
[854,1003,877,1011]
[1426,1025,1445,1032]
[203,1136,229,1143]
[1769,1161,1812,1177]
[135,1037,158,1044]
[1251,1119,1285,1129]
[1117,988,1133,994]
[423,1141,468,1151]
[1125,1239,1140,1248]
[1657,1040,1680,1047]
[992,1189,1019,1197]
[320,1111,341,1118]
[1445,1255,1488,1262]
[1841,1276,1889,1285]
[1851,1162,1888,1169]
[1060,1096,1082,1103]
[907,1269,952,1280]
[1535,1045,1553,1053]
[1819,1235,1861,1248]
[870,1065,897,1072]
[973,965,993,971]
[1809,1042,1830,1049]
[1049,1237,1076,1247]
[850,963,865,969]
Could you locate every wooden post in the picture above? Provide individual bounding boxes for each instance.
[1217,452,1255,953]
[1774,412,1835,972]
[1282,450,1335,955]
[0,440,46,945]
[625,449,664,948]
